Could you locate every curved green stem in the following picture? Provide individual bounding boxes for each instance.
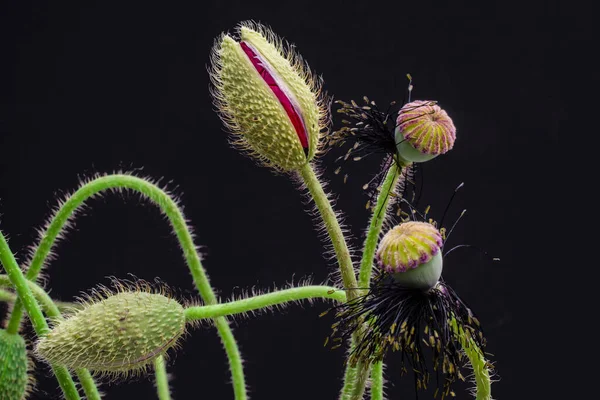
[0,233,81,400]
[299,163,357,299]
[0,274,102,400]
[153,355,171,400]
[5,174,246,400]
[185,285,346,321]
[370,361,384,400]
[357,162,405,289]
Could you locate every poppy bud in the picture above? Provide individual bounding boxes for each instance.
[210,22,328,171]
[35,291,185,375]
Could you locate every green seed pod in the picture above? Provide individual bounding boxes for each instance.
[395,100,456,163]
[376,221,444,290]
[0,329,30,400]
[35,291,185,375]
[209,21,328,171]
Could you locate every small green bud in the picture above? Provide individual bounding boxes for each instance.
[210,21,328,171]
[376,221,444,290]
[0,329,30,400]
[395,100,456,163]
[35,291,185,375]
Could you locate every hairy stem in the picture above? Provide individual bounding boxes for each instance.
[5,174,246,400]
[0,276,71,316]
[340,162,405,399]
[75,369,102,400]
[0,287,14,302]
[0,287,79,312]
[0,274,102,400]
[370,361,384,400]
[349,360,370,400]
[154,355,171,400]
[339,355,358,400]
[450,319,492,400]
[185,285,346,321]
[299,163,357,299]
[0,233,81,400]
[464,341,492,400]
[357,162,405,289]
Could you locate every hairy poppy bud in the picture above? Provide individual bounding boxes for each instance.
[209,21,328,171]
[395,100,456,163]
[35,291,185,375]
[0,329,30,399]
[376,221,443,289]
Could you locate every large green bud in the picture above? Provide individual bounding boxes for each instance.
[209,21,328,171]
[35,291,185,375]
[0,329,30,399]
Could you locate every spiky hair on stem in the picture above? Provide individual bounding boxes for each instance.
[209,20,331,172]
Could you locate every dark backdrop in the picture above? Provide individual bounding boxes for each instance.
[0,1,572,399]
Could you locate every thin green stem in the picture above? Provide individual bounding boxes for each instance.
[0,275,102,400]
[299,163,357,299]
[75,369,102,400]
[153,355,171,400]
[0,287,14,302]
[0,232,81,400]
[339,162,405,399]
[0,284,78,313]
[357,163,404,289]
[370,361,384,400]
[339,357,358,400]
[0,276,67,316]
[5,174,246,400]
[185,286,346,321]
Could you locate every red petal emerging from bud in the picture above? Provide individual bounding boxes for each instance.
[240,41,309,151]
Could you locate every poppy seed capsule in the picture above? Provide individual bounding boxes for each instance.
[395,100,456,163]
[376,221,444,290]
[0,329,29,400]
[210,22,327,171]
[35,291,185,374]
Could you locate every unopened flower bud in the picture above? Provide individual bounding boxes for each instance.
[395,100,456,163]
[376,221,443,289]
[35,291,185,375]
[210,22,327,171]
[0,329,30,399]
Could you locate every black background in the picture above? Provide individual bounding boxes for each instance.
[0,1,574,399]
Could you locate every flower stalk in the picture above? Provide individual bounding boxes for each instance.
[0,232,81,400]
[185,285,346,321]
[154,355,172,400]
[298,163,358,299]
[4,174,246,400]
